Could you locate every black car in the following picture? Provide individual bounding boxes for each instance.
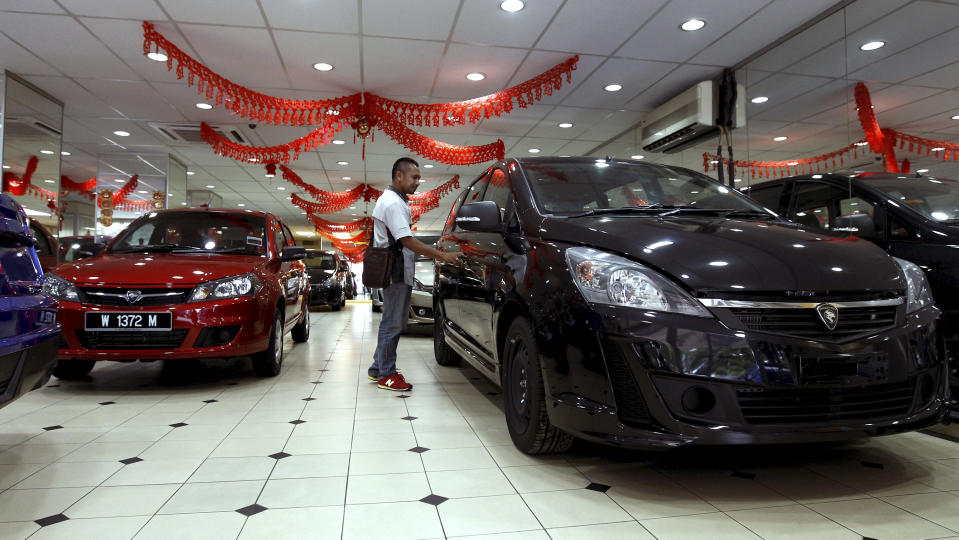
[745,173,959,380]
[305,250,349,310]
[433,157,948,454]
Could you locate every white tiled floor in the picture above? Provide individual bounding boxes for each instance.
[4,302,959,539]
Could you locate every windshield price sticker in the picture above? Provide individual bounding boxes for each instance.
[85,312,173,331]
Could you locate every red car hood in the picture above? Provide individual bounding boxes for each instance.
[53,253,267,287]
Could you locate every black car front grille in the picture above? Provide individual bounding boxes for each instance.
[729,306,897,341]
[600,338,651,427]
[75,330,189,350]
[737,379,915,424]
[79,287,192,307]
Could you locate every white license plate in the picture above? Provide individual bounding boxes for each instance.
[84,312,172,331]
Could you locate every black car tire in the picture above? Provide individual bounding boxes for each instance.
[291,303,310,343]
[372,304,382,313]
[433,309,461,367]
[331,300,342,312]
[52,360,95,380]
[502,317,573,454]
[253,310,284,377]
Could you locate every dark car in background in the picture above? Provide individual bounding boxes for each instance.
[0,194,60,409]
[433,157,948,454]
[305,250,349,311]
[745,173,959,386]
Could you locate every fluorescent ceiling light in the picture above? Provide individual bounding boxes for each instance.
[337,161,349,166]
[680,18,706,31]
[332,139,345,145]
[237,203,245,207]
[113,130,130,137]
[114,179,125,183]
[750,96,768,104]
[40,150,54,155]
[557,122,573,128]
[195,103,212,110]
[147,52,167,62]
[604,84,622,92]
[773,136,788,142]
[528,148,540,153]
[138,190,149,193]
[277,186,286,190]
[205,185,215,189]
[1,165,9,169]
[952,114,959,120]
[44,179,54,183]
[931,147,945,152]
[787,161,799,166]
[186,171,195,175]
[423,164,434,168]
[466,72,486,81]
[917,169,929,173]
[500,0,524,12]
[860,41,885,51]
[631,155,644,160]
[313,62,334,71]
[61,151,70,156]
[343,176,351,180]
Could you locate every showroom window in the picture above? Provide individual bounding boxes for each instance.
[791,182,875,232]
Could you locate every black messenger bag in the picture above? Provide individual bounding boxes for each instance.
[362,226,403,288]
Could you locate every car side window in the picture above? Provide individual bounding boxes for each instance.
[792,182,877,233]
[482,169,511,221]
[889,217,915,239]
[745,183,785,213]
[447,174,488,233]
[272,220,287,255]
[281,223,296,247]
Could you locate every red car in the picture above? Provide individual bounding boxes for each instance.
[42,209,310,379]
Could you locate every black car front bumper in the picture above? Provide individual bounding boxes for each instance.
[538,303,948,449]
[310,283,343,306]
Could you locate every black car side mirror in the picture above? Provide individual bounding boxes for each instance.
[456,201,501,233]
[281,246,307,261]
[833,213,876,238]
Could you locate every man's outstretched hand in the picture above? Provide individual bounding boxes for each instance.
[437,250,462,265]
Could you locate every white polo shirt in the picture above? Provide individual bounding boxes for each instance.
[372,187,415,286]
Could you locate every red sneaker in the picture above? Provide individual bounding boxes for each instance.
[377,373,412,392]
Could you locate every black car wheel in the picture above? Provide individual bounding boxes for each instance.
[372,304,382,313]
[502,317,573,454]
[433,307,461,367]
[253,309,284,377]
[291,302,310,343]
[52,360,95,380]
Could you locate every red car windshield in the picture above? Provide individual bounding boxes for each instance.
[108,212,267,255]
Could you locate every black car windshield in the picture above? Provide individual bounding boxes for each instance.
[305,252,338,270]
[864,176,959,222]
[523,160,768,216]
[108,212,267,254]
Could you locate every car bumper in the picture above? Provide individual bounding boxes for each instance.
[309,284,342,306]
[1,329,59,409]
[408,290,434,325]
[56,296,272,361]
[539,302,949,449]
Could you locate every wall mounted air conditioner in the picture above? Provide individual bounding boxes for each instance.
[640,80,745,154]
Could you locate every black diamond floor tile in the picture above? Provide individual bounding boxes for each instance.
[236,504,268,516]
[119,457,143,465]
[409,446,430,453]
[585,482,611,492]
[35,514,69,527]
[203,399,218,403]
[401,416,417,421]
[98,401,116,405]
[420,494,448,506]
[169,423,188,428]
[396,395,410,399]
[289,420,306,425]
[302,397,316,401]
[42,425,63,431]
[310,381,323,384]
[269,452,292,460]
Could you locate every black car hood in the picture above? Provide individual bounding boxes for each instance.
[307,268,335,282]
[540,215,904,295]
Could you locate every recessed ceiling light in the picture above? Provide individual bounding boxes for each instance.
[860,41,885,51]
[423,164,434,169]
[1,165,9,169]
[147,52,168,62]
[332,139,345,145]
[44,179,54,183]
[680,18,706,31]
[337,161,349,166]
[114,179,125,183]
[249,157,259,163]
[855,141,869,146]
[343,176,351,180]
[734,178,742,183]
[237,203,245,207]
[931,147,945,152]
[500,0,524,12]
[604,84,622,92]
[917,169,929,173]
[313,62,334,71]
[195,103,212,110]
[528,148,540,153]
[40,150,54,155]
[773,136,788,142]
[277,186,286,190]
[952,114,959,120]
[466,72,486,81]
[113,130,130,137]
[137,190,148,194]
[557,122,573,128]
[750,96,768,104]
[186,171,195,176]
[631,155,644,160]
[61,151,70,156]
[205,185,215,189]
[787,161,799,166]
[180,202,187,206]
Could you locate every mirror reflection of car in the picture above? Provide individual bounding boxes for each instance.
[0,194,60,409]
[28,219,57,272]
[434,157,948,455]
[408,256,436,326]
[42,209,310,380]
[304,250,348,311]
[58,235,110,263]
[745,173,959,395]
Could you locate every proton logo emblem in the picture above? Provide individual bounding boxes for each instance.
[815,303,839,330]
[124,290,143,304]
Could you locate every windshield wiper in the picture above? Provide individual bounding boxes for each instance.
[717,209,778,219]
[215,247,264,255]
[112,244,203,253]
[566,204,677,218]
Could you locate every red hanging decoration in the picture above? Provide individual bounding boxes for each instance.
[2,155,39,196]
[201,120,343,164]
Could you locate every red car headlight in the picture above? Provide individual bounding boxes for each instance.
[189,273,263,302]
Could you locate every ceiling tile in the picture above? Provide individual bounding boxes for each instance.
[158,0,265,26]
[0,32,61,76]
[23,75,115,117]
[362,37,444,95]
[844,1,959,74]
[850,28,959,83]
[625,64,721,111]
[844,0,912,33]
[177,25,288,89]
[59,0,166,19]
[452,0,563,48]
[79,80,184,122]
[504,52,605,106]
[431,43,528,99]
[362,0,459,41]
[564,58,677,108]
[746,11,844,73]
[262,0,359,33]
[80,18,201,84]
[537,0,665,55]
[273,30,361,92]
[905,60,959,89]
[0,1,64,14]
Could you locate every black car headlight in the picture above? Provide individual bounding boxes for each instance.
[42,273,79,302]
[565,247,711,317]
[189,273,262,302]
[894,257,934,313]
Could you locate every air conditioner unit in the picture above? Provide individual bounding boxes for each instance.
[148,122,247,144]
[640,80,745,154]
[3,115,62,138]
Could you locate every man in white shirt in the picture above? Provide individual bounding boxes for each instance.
[369,157,460,391]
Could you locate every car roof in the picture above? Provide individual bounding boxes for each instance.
[148,208,270,218]
[748,172,953,187]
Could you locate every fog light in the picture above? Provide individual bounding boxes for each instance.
[681,387,716,415]
[418,308,427,316]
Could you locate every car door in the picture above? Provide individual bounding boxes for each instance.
[437,172,488,346]
[271,217,297,327]
[787,180,879,238]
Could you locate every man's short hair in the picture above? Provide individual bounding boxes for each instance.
[391,157,419,180]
